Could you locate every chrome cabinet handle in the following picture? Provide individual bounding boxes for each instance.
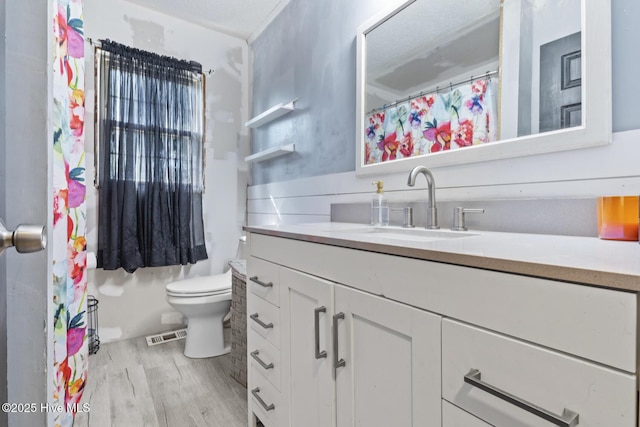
[251,387,275,412]
[333,312,346,373]
[249,276,273,288]
[250,350,274,370]
[314,306,327,359]
[250,313,274,330]
[464,369,579,427]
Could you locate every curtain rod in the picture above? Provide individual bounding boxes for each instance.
[368,69,498,115]
[86,37,214,76]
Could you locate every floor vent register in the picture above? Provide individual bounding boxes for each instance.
[145,329,188,347]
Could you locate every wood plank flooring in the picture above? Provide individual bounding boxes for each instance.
[75,333,247,427]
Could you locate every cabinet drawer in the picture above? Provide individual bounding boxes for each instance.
[248,295,280,349]
[442,400,491,427]
[247,256,280,307]
[250,366,281,427]
[248,329,281,391]
[442,319,636,427]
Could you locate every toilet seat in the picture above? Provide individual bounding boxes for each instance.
[166,269,232,298]
[167,289,232,298]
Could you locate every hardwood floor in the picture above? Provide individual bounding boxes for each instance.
[75,334,247,427]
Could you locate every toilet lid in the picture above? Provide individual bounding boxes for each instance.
[166,269,232,295]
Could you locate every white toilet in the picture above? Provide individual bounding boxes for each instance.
[166,269,233,358]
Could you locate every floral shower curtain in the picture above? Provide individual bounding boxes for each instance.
[364,78,498,164]
[52,0,87,426]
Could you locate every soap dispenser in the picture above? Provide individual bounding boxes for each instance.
[371,181,389,226]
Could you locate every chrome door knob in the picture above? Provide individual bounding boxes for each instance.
[0,218,46,256]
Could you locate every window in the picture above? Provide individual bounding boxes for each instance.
[95,40,207,273]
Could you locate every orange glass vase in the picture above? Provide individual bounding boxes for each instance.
[597,196,639,241]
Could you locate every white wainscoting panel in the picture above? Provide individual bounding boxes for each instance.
[248,130,640,226]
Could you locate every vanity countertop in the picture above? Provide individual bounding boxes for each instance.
[244,222,640,292]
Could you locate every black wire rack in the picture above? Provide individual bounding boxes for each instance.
[87,295,100,355]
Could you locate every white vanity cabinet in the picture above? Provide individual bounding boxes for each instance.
[274,261,441,427]
[246,231,639,427]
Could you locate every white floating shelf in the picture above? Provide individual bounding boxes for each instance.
[245,143,296,163]
[245,99,297,128]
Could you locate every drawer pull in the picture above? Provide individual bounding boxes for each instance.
[250,313,274,330]
[333,312,346,373]
[464,369,579,427]
[250,350,274,370]
[251,387,275,412]
[314,306,327,359]
[250,276,273,288]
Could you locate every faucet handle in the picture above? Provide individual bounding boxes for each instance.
[391,207,415,228]
[451,207,484,231]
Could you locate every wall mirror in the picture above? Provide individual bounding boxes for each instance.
[355,0,611,176]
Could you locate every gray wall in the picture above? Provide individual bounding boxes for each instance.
[0,1,50,426]
[250,0,389,185]
[612,0,640,132]
[250,0,640,185]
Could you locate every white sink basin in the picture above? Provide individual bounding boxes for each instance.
[330,226,478,242]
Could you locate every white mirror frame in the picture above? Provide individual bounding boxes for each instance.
[355,0,611,176]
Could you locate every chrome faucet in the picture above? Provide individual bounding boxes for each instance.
[407,166,439,229]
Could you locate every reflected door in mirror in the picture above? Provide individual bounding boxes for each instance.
[539,32,582,132]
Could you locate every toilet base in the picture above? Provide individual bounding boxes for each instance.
[183,311,230,359]
[185,342,231,359]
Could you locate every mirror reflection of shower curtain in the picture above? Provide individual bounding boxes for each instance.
[364,77,499,165]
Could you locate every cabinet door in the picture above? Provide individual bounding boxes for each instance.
[280,268,335,427]
[334,286,441,427]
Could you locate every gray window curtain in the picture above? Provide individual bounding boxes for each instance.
[96,40,207,273]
